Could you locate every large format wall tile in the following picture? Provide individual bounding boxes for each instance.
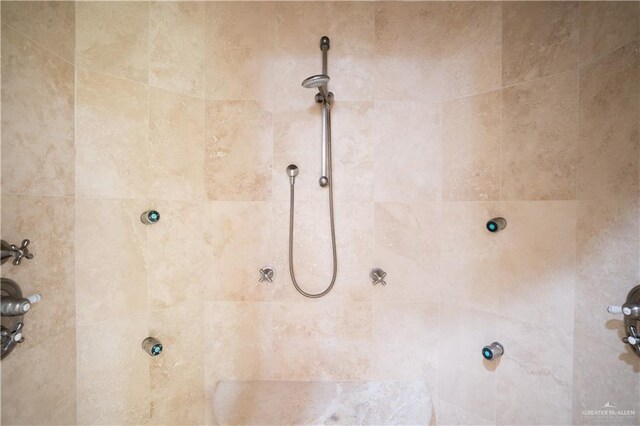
[270,200,373,303]
[1,329,76,425]
[76,198,147,324]
[275,2,374,103]
[372,302,439,387]
[149,88,205,202]
[76,1,148,82]
[150,1,205,98]
[573,198,640,424]
[205,100,272,201]
[76,70,149,199]
[204,201,273,302]
[203,302,272,389]
[1,1,75,63]
[1,25,74,197]
[271,301,372,380]
[150,303,204,425]
[499,201,577,331]
[1,195,75,349]
[579,1,639,67]
[438,307,498,424]
[373,101,442,203]
[578,42,639,200]
[502,1,578,86]
[147,200,205,310]
[77,314,149,425]
[441,1,501,100]
[496,318,573,425]
[502,71,579,201]
[443,91,500,201]
[374,2,444,102]
[373,202,440,302]
[272,100,372,203]
[206,2,275,102]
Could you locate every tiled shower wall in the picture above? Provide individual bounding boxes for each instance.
[1,1,639,425]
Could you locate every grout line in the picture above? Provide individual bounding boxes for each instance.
[1,20,74,66]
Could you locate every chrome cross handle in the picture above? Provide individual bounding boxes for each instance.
[259,267,275,283]
[10,239,34,265]
[370,268,387,286]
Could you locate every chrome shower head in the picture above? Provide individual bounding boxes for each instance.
[302,74,330,99]
[302,74,330,89]
[286,164,299,185]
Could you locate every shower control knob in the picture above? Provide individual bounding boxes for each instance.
[608,304,640,318]
[624,336,638,345]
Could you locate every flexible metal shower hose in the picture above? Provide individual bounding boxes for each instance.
[288,105,337,298]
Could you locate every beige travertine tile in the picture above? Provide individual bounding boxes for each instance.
[150,1,205,98]
[373,202,440,302]
[502,1,579,86]
[271,200,373,302]
[372,302,439,386]
[272,100,373,203]
[203,302,272,387]
[436,399,493,426]
[573,198,639,425]
[574,190,640,423]
[440,201,503,256]
[205,100,272,201]
[580,1,639,67]
[206,2,275,102]
[76,70,149,199]
[148,200,206,310]
[149,88,205,202]
[578,42,639,200]
[437,306,497,423]
[496,318,573,425]
[204,201,273,302]
[1,25,74,197]
[373,101,442,203]
[271,301,372,380]
[1,329,76,425]
[77,314,149,426]
[1,1,75,63]
[150,303,204,426]
[1,195,75,350]
[442,1,501,100]
[76,198,147,324]
[275,2,374,103]
[272,99,323,203]
[443,91,500,201]
[502,71,579,201]
[499,201,576,331]
[374,2,444,102]
[76,1,148,82]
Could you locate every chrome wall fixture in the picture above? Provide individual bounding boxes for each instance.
[370,268,387,286]
[140,210,160,225]
[1,278,41,359]
[142,337,163,357]
[1,239,34,265]
[286,36,338,299]
[486,217,507,233]
[608,285,640,357]
[482,342,504,361]
[259,267,275,283]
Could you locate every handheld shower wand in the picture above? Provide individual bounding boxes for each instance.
[287,36,338,299]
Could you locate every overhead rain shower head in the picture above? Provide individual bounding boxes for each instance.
[301,74,330,89]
